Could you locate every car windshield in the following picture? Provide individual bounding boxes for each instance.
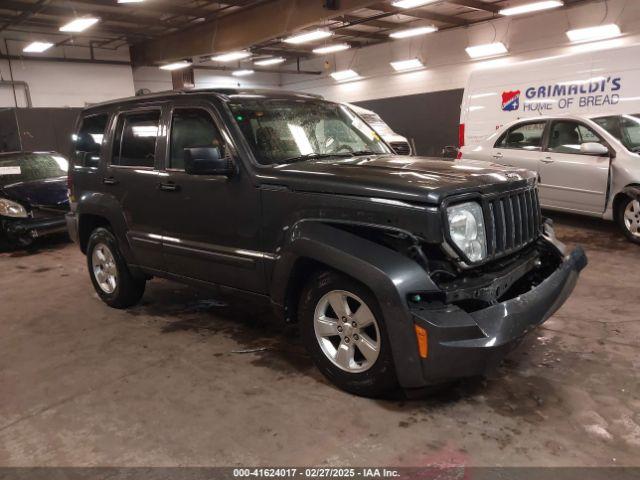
[593,114,640,153]
[228,98,390,165]
[0,153,68,187]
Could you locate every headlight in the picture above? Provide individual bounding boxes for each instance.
[0,198,28,218]
[447,201,487,263]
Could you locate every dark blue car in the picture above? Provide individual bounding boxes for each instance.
[0,151,69,247]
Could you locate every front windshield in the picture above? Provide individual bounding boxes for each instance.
[0,153,68,187]
[228,98,390,165]
[593,114,640,153]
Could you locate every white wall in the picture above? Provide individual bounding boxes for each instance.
[0,41,134,108]
[281,0,640,103]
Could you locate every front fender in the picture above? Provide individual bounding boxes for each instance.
[270,220,440,388]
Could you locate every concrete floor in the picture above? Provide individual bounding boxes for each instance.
[1,212,639,467]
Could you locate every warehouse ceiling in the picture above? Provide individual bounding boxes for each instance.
[0,0,591,72]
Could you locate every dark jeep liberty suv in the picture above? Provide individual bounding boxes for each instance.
[67,88,587,397]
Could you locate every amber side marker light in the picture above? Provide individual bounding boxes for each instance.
[414,325,428,358]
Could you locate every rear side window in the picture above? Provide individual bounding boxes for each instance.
[112,111,161,168]
[73,114,109,168]
[496,122,546,150]
[169,108,224,170]
[548,121,605,154]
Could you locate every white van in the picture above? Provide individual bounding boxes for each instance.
[345,104,413,155]
[459,44,640,149]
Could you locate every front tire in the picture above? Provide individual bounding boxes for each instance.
[299,270,398,397]
[615,195,640,244]
[87,227,145,308]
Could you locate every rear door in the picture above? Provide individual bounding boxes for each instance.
[538,120,610,214]
[104,106,167,270]
[491,120,548,173]
[157,100,265,293]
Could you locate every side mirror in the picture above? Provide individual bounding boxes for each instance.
[580,142,610,156]
[184,147,234,176]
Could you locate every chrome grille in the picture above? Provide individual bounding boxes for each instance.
[485,186,541,260]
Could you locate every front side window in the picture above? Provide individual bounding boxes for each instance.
[73,114,109,168]
[548,121,606,154]
[228,98,390,165]
[170,108,224,170]
[112,111,160,168]
[496,122,546,150]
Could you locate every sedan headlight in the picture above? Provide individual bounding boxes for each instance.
[447,201,487,263]
[0,198,28,218]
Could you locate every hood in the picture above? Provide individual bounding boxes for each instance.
[0,176,69,210]
[266,155,535,204]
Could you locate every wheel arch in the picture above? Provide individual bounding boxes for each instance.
[270,220,438,389]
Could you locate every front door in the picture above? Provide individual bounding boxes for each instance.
[158,102,265,293]
[538,120,610,214]
[104,107,167,270]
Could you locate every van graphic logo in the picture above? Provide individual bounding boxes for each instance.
[502,90,521,111]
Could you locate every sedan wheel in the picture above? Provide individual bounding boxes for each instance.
[313,289,381,373]
[623,198,640,239]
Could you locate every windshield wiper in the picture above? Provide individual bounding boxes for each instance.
[350,150,380,156]
[279,153,350,164]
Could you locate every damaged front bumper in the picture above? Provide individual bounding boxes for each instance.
[1,215,68,244]
[410,240,587,386]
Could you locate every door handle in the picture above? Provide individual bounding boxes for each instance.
[103,177,119,185]
[541,156,554,164]
[492,152,503,159]
[158,182,180,192]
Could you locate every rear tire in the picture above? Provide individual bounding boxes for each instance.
[615,195,640,244]
[87,227,145,308]
[298,270,398,397]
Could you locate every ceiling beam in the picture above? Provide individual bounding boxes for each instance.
[371,2,468,26]
[445,0,501,13]
[0,0,178,28]
[340,14,398,30]
[58,0,217,19]
[130,0,383,66]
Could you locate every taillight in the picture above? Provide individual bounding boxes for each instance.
[67,168,75,202]
[458,123,465,148]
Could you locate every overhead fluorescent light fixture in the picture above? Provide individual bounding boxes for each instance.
[330,69,361,82]
[211,51,251,62]
[254,57,286,66]
[392,0,438,8]
[390,58,424,71]
[159,61,191,71]
[566,23,621,43]
[59,17,99,32]
[313,43,351,54]
[389,25,437,39]
[500,1,563,16]
[284,29,332,44]
[23,41,54,53]
[232,69,254,76]
[118,0,146,3]
[465,42,508,58]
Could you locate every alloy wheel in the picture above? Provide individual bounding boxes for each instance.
[624,199,640,239]
[313,290,381,373]
[92,242,118,294]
